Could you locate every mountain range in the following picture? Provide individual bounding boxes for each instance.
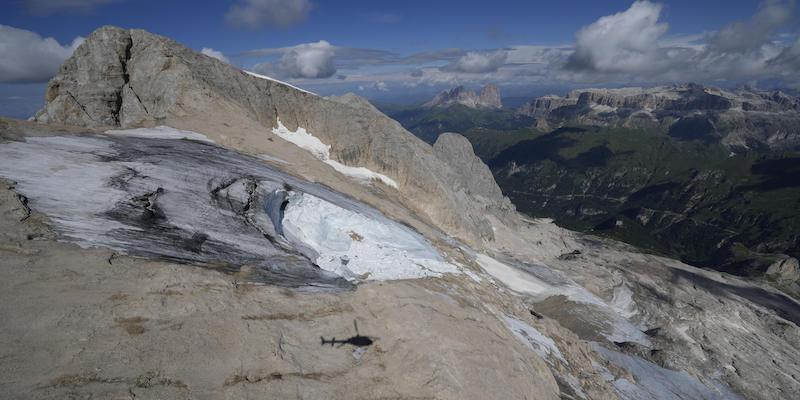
[1,26,799,400]
[518,84,800,151]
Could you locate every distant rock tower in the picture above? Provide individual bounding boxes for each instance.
[424,84,503,109]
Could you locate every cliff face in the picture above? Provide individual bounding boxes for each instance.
[424,84,503,109]
[517,84,800,151]
[34,26,514,246]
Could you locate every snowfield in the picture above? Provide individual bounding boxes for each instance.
[272,118,399,188]
[282,192,459,281]
[243,70,317,96]
[105,126,214,142]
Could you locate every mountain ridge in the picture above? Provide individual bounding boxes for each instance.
[517,83,800,151]
[424,84,503,109]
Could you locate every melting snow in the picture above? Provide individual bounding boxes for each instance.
[281,192,459,281]
[594,343,741,400]
[105,126,214,143]
[243,70,317,96]
[477,254,650,345]
[503,315,565,362]
[475,254,604,306]
[272,118,398,189]
[610,284,638,319]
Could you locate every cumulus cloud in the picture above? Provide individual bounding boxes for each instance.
[225,0,312,29]
[237,1,800,89]
[201,48,230,63]
[253,40,336,79]
[22,0,121,15]
[0,25,83,83]
[565,1,668,75]
[442,51,507,73]
[563,0,800,84]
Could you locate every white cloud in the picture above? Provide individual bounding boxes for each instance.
[201,48,230,63]
[443,51,507,73]
[22,0,121,15]
[225,0,312,29]
[372,81,389,91]
[253,40,336,79]
[565,1,668,75]
[237,1,800,89]
[562,0,800,84]
[0,25,84,83]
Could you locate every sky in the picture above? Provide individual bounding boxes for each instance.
[1,0,799,118]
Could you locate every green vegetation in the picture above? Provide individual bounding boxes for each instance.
[383,103,800,276]
[380,103,535,144]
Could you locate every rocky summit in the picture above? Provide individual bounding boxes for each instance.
[424,84,503,109]
[1,26,799,400]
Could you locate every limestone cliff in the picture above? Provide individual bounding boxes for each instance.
[34,26,512,245]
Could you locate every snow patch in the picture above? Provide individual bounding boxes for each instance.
[477,254,650,345]
[105,126,214,143]
[271,118,398,188]
[590,103,618,113]
[281,192,459,281]
[503,315,565,363]
[594,343,741,400]
[475,254,605,306]
[610,284,638,318]
[243,70,317,96]
[325,159,399,189]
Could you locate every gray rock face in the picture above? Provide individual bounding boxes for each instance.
[424,84,503,109]
[33,26,511,245]
[433,133,514,222]
[479,84,502,109]
[517,84,800,151]
[36,26,131,127]
[767,257,800,284]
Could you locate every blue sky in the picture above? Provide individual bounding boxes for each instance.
[1,0,799,117]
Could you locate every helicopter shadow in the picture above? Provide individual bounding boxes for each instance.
[320,320,378,348]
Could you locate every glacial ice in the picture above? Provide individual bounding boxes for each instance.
[281,191,459,281]
[105,126,214,142]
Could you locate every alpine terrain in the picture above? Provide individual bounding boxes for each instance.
[0,26,799,400]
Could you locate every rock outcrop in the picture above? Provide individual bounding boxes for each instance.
[433,133,514,220]
[424,84,503,109]
[768,257,800,285]
[34,26,509,245]
[517,84,800,151]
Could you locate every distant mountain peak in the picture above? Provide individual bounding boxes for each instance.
[424,84,502,109]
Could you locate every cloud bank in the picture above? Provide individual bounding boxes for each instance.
[0,25,83,83]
